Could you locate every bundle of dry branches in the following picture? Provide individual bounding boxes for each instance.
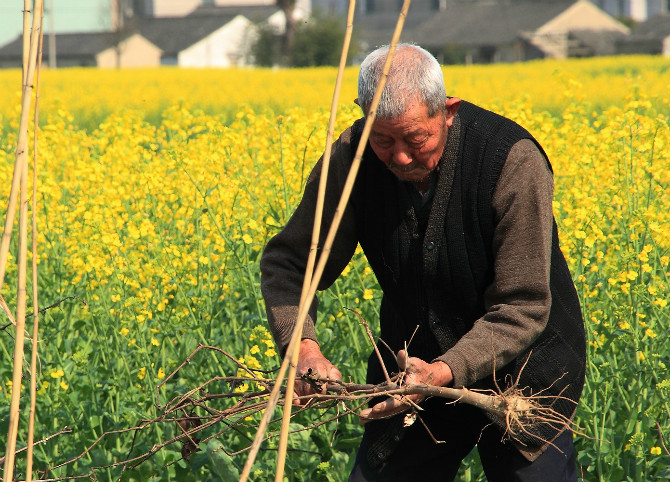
[18,341,578,482]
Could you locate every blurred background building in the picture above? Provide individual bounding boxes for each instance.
[0,0,668,68]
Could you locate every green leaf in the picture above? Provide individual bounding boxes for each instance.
[202,439,239,481]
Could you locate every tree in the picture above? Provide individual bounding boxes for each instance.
[290,13,356,67]
[250,23,279,67]
[276,0,297,66]
[251,11,357,67]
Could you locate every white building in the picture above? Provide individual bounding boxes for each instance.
[592,0,669,21]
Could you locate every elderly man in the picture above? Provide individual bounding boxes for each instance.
[260,44,586,482]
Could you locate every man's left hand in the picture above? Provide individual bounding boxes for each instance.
[359,350,453,423]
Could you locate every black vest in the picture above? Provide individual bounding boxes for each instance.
[348,101,586,460]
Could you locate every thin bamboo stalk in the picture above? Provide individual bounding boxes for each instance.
[239,2,411,481]
[22,0,31,85]
[3,2,44,481]
[26,5,45,480]
[0,0,44,294]
[0,1,33,326]
[280,2,411,425]
[274,2,357,481]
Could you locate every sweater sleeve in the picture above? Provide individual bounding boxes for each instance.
[260,127,360,355]
[435,139,554,388]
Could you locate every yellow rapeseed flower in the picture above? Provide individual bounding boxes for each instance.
[37,381,49,395]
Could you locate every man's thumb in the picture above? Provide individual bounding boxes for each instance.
[397,350,407,370]
[329,365,343,381]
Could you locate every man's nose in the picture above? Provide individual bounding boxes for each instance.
[392,147,413,166]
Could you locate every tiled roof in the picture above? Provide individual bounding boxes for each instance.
[131,15,240,55]
[629,13,670,39]
[0,31,135,59]
[409,1,579,47]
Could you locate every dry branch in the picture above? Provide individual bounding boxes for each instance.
[657,422,670,457]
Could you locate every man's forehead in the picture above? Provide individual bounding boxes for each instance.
[371,123,429,137]
[371,107,439,134]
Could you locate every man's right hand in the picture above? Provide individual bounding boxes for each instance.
[293,339,342,405]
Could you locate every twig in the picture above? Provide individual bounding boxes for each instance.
[406,325,419,351]
[345,308,392,385]
[26,296,87,318]
[1,296,86,330]
[0,293,14,322]
[0,426,72,466]
[657,422,670,457]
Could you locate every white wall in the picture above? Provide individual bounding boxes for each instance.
[97,33,162,68]
[178,15,254,67]
[591,0,666,21]
[151,0,201,17]
[629,0,648,20]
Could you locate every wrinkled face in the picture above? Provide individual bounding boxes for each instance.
[368,100,452,183]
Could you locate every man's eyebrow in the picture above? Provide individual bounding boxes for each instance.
[405,130,429,139]
[370,130,391,138]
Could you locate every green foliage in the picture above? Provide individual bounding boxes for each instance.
[249,23,280,68]
[440,43,469,65]
[250,11,356,67]
[289,12,357,67]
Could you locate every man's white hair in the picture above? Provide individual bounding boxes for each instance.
[357,43,447,119]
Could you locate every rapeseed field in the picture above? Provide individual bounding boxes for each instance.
[0,55,668,481]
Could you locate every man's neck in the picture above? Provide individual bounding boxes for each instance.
[413,178,431,196]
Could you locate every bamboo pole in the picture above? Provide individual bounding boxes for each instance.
[26,5,45,480]
[22,0,31,85]
[239,2,412,481]
[274,1,357,480]
[0,0,44,294]
[3,2,45,481]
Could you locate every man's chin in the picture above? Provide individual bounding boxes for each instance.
[391,169,430,182]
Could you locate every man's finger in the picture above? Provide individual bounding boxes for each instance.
[397,350,408,370]
[359,396,410,423]
[328,365,343,381]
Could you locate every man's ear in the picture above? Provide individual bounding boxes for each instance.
[354,98,369,116]
[444,97,461,127]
